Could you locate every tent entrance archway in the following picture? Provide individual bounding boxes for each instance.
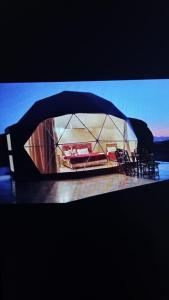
[24,113,137,174]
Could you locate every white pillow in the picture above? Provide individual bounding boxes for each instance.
[64,150,72,156]
[71,148,77,155]
[107,146,116,153]
[77,148,89,155]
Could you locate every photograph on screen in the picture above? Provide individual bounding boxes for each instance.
[0,80,169,178]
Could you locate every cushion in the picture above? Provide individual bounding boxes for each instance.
[64,150,72,156]
[71,148,77,155]
[77,148,89,155]
[107,146,116,153]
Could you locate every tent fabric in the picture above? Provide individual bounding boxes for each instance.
[6,91,127,133]
[19,91,127,120]
[5,91,137,177]
[24,118,58,173]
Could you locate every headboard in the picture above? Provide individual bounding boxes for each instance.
[62,143,92,153]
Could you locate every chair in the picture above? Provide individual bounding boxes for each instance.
[141,154,159,177]
[106,144,117,162]
[137,152,159,177]
[115,149,136,176]
[106,144,117,155]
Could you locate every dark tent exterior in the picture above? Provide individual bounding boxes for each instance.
[5,91,137,179]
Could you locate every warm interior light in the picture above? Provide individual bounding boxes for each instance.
[6,134,12,151]
[9,155,14,172]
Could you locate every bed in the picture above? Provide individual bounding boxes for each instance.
[62,143,108,169]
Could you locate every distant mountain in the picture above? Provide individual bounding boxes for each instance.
[153,136,169,142]
[154,138,169,162]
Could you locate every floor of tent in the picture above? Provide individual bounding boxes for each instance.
[0,161,169,203]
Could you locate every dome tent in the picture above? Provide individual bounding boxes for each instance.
[5,91,137,178]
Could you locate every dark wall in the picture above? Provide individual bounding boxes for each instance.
[1,5,169,300]
[1,3,169,82]
[129,118,154,152]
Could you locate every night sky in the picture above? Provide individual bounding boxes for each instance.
[0,80,169,137]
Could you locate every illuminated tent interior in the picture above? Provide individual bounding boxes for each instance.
[5,91,137,177]
[24,113,137,174]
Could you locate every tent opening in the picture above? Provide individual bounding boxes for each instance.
[24,113,137,174]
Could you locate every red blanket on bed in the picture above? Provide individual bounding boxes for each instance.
[64,152,107,164]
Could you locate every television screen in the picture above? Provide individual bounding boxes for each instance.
[0,80,169,176]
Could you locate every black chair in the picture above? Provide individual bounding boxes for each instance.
[136,152,160,178]
[115,149,136,176]
[141,153,159,177]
